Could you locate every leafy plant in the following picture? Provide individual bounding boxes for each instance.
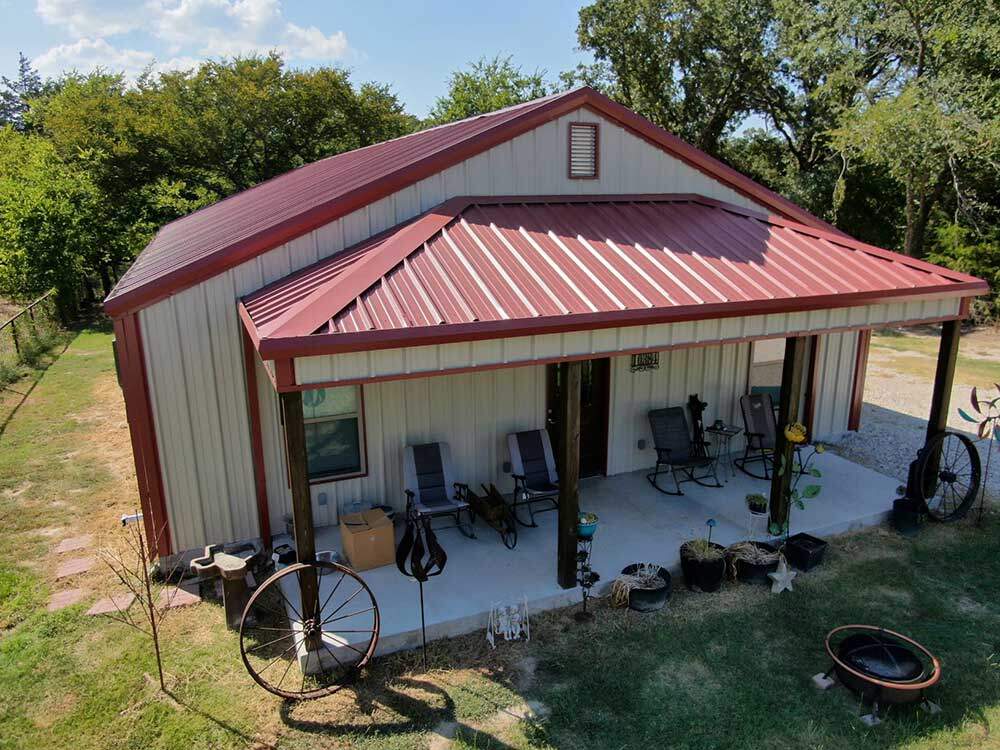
[769,425,824,536]
[681,538,723,562]
[746,493,768,514]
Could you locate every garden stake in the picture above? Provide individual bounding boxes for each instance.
[396,513,446,668]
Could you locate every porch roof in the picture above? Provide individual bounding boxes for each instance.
[239,194,987,359]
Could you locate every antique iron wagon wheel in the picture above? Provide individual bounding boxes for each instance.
[239,561,380,700]
[917,431,981,522]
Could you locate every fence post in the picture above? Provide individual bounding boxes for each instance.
[9,318,19,355]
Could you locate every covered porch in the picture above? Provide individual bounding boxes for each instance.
[275,452,900,656]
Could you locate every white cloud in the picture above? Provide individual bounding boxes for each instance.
[33,0,352,78]
[36,0,139,37]
[282,22,349,61]
[34,37,155,78]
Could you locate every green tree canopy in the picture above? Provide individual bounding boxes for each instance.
[427,56,552,125]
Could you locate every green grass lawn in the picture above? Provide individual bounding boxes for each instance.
[872,327,1000,386]
[2,327,1000,749]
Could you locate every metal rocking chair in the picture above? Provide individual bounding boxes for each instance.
[646,407,722,495]
[734,393,803,480]
[507,429,560,527]
[403,442,475,537]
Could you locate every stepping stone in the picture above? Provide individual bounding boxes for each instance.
[87,592,136,616]
[48,588,88,611]
[157,585,201,609]
[55,557,95,579]
[54,534,93,554]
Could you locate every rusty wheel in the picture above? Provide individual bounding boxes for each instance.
[239,561,380,700]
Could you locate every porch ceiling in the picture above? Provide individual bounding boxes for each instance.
[240,194,987,359]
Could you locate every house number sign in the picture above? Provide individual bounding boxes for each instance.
[630,352,659,372]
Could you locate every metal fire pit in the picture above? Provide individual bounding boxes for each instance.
[817,625,941,723]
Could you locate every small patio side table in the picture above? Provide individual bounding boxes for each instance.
[705,423,742,482]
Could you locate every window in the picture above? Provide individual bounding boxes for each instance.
[302,386,365,481]
[568,122,599,178]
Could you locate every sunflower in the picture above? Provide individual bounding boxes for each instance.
[784,422,807,443]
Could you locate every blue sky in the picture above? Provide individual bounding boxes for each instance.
[0,0,592,117]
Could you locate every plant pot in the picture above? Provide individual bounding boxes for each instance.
[727,542,779,584]
[680,542,726,593]
[892,497,924,536]
[620,564,672,612]
[784,533,828,571]
[577,512,599,539]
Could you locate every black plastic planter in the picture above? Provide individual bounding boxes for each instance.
[680,542,726,592]
[892,497,924,536]
[620,564,672,612]
[784,533,828,571]
[728,542,779,584]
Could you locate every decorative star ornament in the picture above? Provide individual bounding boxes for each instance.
[768,558,797,594]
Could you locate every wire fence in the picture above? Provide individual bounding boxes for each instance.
[0,290,63,386]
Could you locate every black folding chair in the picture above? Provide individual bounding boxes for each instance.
[403,442,475,537]
[507,429,560,527]
[735,393,803,480]
[646,407,722,495]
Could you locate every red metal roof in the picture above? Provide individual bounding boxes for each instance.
[241,195,987,358]
[105,87,841,318]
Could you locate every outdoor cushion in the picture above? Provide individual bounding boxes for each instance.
[507,430,559,492]
[404,442,465,511]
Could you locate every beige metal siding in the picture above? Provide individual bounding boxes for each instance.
[295,298,960,386]
[259,364,546,532]
[607,342,751,475]
[811,331,861,441]
[138,106,781,551]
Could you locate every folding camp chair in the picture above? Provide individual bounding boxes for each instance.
[507,429,560,527]
[646,407,722,495]
[734,393,804,480]
[403,442,475,537]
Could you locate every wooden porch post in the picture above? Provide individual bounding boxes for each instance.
[279,390,321,650]
[769,336,808,532]
[926,320,961,443]
[557,361,582,589]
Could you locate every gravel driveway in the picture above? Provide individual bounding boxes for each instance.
[831,329,1000,505]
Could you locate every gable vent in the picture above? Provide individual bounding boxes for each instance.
[568,123,599,179]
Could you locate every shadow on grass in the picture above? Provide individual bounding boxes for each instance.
[278,676,520,748]
[0,333,75,437]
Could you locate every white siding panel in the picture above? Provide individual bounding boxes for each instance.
[811,331,860,441]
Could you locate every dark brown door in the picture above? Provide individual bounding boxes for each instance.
[546,358,610,478]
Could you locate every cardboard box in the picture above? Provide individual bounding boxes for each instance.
[339,508,394,571]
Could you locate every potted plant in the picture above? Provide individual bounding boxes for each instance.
[611,563,672,612]
[745,493,768,516]
[772,425,829,569]
[725,541,780,584]
[680,519,725,593]
[577,511,599,539]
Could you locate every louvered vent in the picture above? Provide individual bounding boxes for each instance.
[568,123,598,178]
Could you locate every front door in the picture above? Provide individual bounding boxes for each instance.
[546,358,610,478]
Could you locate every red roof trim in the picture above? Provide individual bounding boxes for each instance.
[255,286,980,360]
[105,87,843,318]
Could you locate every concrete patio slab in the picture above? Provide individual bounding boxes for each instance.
[276,452,899,658]
[48,588,88,611]
[55,556,95,580]
[54,534,93,554]
[87,592,137,616]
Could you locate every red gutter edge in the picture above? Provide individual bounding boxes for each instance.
[275,358,296,388]
[242,328,271,549]
[848,329,872,431]
[253,285,984,360]
[113,315,172,557]
[104,87,840,319]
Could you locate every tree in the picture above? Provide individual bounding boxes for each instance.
[427,56,551,125]
[573,0,775,154]
[0,127,119,305]
[830,1,1000,256]
[0,53,42,132]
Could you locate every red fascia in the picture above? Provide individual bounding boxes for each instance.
[113,314,172,557]
[848,329,873,431]
[254,286,982,361]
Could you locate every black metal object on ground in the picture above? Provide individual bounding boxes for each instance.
[396,512,447,666]
[823,625,941,717]
[239,561,380,700]
[467,484,518,549]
